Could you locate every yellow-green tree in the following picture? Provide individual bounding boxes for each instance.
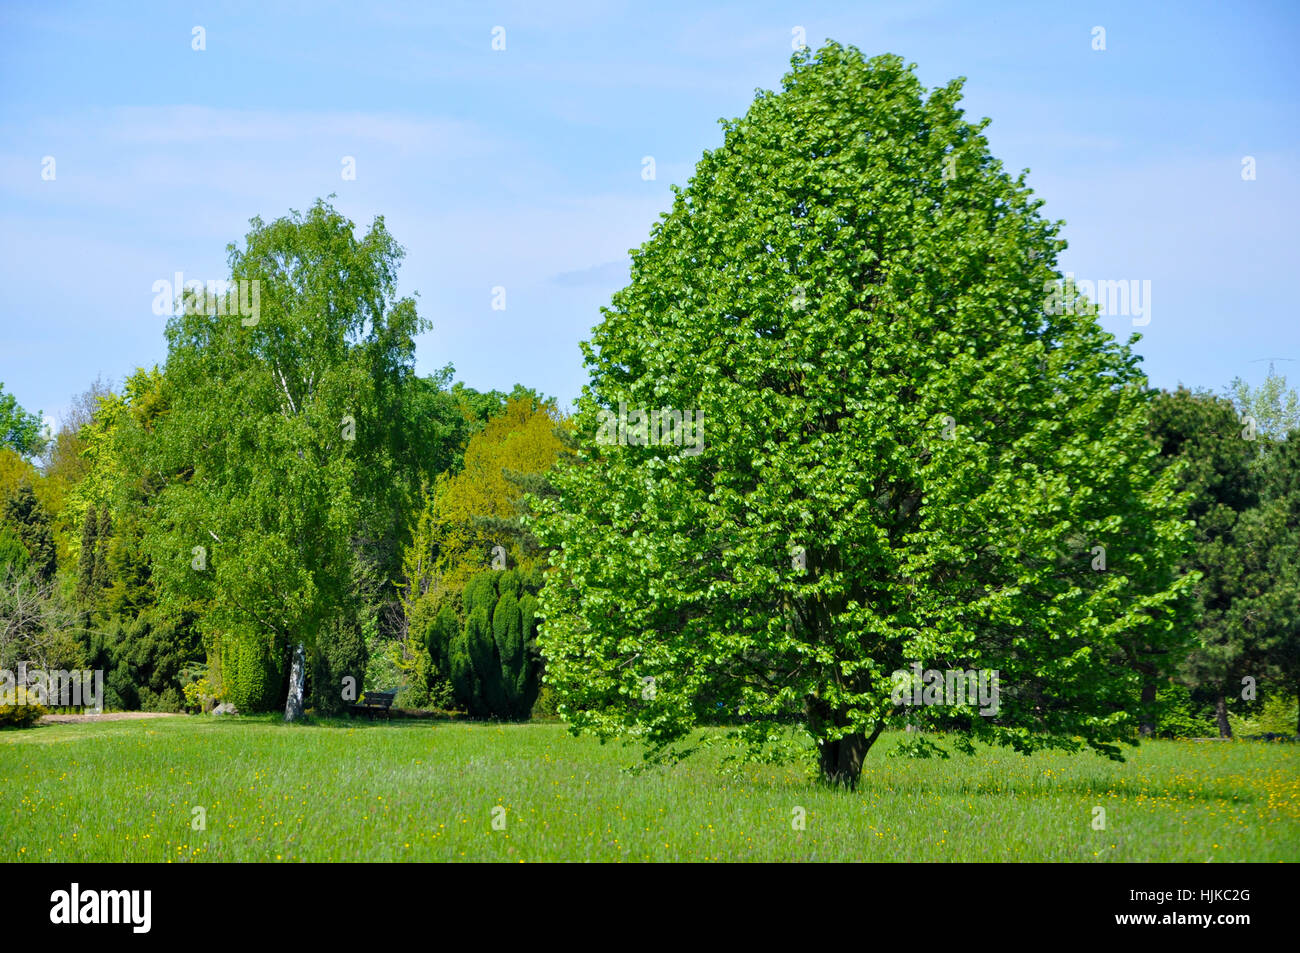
[401,395,570,706]
[404,395,570,611]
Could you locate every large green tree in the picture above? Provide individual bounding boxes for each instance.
[144,199,428,719]
[533,44,1196,787]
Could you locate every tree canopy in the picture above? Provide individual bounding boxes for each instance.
[142,199,428,716]
[0,382,46,460]
[532,44,1197,786]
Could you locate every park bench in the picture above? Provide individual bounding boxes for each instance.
[350,689,396,720]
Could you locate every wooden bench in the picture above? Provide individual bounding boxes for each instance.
[349,690,396,720]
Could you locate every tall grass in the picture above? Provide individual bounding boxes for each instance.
[2,718,1295,861]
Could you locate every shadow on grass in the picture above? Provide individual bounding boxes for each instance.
[853,771,1259,804]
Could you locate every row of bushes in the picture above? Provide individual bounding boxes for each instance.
[425,568,543,720]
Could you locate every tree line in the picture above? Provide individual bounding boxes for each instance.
[1,202,568,723]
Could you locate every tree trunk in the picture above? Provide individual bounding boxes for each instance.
[806,695,885,789]
[1215,692,1231,739]
[284,643,306,722]
[818,733,869,789]
[1139,681,1156,737]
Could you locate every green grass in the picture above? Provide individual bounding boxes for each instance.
[2,717,1297,861]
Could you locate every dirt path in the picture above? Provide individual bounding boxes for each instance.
[39,711,185,724]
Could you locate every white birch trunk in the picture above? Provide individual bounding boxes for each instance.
[284,642,306,721]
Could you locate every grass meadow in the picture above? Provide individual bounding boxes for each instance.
[2,717,1297,862]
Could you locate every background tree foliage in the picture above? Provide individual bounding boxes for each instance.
[1147,388,1260,736]
[1,205,537,718]
[143,199,428,717]
[0,382,47,460]
[399,393,570,710]
[1227,365,1300,441]
[1146,387,1300,736]
[1232,426,1300,732]
[2,486,56,584]
[403,395,567,611]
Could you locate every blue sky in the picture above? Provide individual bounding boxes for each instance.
[2,0,1298,429]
